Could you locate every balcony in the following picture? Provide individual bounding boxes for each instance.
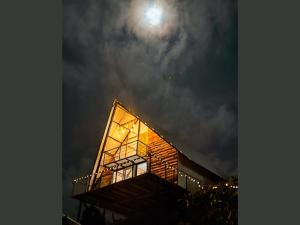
[102,140,147,170]
[72,173,186,216]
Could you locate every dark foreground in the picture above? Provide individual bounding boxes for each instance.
[64,182,238,225]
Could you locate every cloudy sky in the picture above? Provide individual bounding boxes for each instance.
[63,0,237,216]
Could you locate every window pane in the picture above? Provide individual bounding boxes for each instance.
[112,171,116,183]
[126,142,137,157]
[137,162,147,176]
[114,105,136,125]
[116,170,124,182]
[139,122,149,144]
[104,136,120,151]
[137,141,147,157]
[124,167,132,180]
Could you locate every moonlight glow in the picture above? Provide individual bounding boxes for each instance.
[145,5,163,26]
[126,0,178,39]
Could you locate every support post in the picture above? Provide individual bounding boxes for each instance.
[185,176,188,190]
[77,201,82,222]
[148,152,152,173]
[86,177,90,192]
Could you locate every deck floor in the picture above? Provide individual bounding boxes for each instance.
[73,173,187,215]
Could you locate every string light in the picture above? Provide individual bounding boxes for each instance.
[72,153,238,191]
[73,170,238,191]
[176,170,238,190]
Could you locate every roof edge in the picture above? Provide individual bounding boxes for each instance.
[111,99,226,181]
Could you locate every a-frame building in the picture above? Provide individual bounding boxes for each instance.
[72,100,224,217]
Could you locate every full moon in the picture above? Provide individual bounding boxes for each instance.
[144,5,163,26]
[126,0,178,39]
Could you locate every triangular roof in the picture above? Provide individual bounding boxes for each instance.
[90,99,224,187]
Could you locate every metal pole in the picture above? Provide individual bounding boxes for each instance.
[149,152,151,173]
[137,120,140,155]
[185,175,188,190]
[85,178,88,192]
[77,201,82,222]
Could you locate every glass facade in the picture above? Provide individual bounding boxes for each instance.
[90,102,178,189]
[137,162,147,176]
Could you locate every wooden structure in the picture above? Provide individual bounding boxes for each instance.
[72,100,224,217]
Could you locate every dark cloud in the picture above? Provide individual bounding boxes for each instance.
[63,0,237,217]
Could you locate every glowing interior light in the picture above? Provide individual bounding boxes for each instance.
[145,5,162,26]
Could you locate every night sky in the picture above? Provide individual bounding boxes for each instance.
[63,0,237,216]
